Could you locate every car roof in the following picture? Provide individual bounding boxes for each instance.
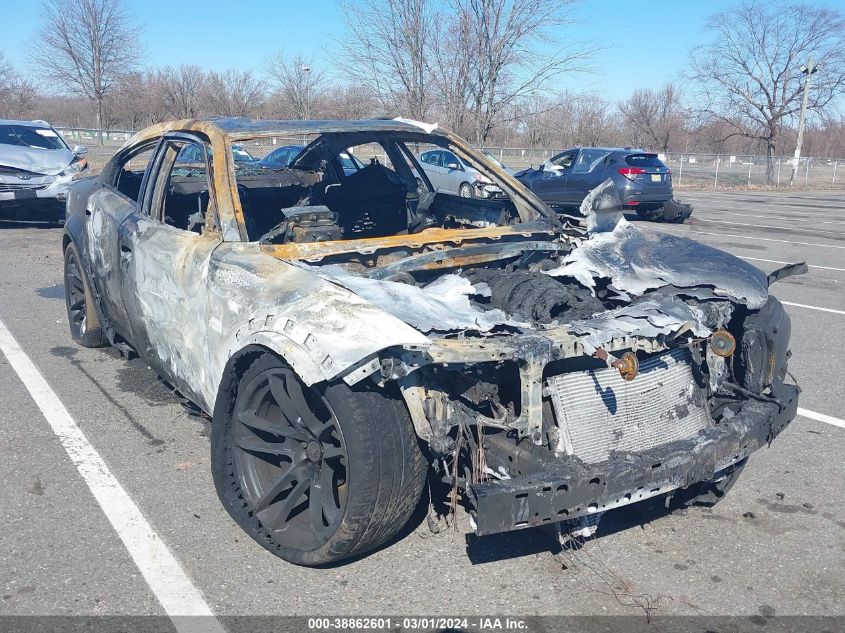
[208,117,446,139]
[0,119,54,127]
[556,146,646,154]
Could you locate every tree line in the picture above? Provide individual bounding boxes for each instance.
[1,0,844,167]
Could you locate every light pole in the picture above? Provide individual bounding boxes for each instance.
[789,57,818,187]
[301,65,311,121]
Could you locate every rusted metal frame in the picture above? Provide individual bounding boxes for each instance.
[365,240,570,279]
[122,120,563,244]
[151,131,221,235]
[119,120,243,241]
[260,224,558,261]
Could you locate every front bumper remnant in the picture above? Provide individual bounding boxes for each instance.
[468,384,797,535]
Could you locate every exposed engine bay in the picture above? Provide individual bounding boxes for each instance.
[260,178,803,536]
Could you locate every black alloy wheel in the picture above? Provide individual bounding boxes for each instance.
[233,366,347,551]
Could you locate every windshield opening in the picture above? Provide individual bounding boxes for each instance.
[229,131,534,244]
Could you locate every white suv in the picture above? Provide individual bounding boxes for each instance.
[0,119,89,219]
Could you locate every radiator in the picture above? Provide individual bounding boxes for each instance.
[547,348,711,464]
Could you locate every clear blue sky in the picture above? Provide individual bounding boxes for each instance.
[0,0,840,102]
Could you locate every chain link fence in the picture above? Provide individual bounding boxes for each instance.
[56,127,844,190]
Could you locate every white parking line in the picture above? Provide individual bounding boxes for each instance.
[798,408,845,430]
[696,217,845,235]
[0,318,224,633]
[737,256,845,273]
[704,211,845,226]
[781,301,845,315]
[658,226,845,249]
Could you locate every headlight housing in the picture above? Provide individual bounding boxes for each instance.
[62,158,89,176]
[735,297,791,393]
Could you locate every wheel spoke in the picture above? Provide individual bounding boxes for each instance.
[309,466,342,534]
[321,444,344,460]
[69,275,84,292]
[237,409,308,442]
[319,465,343,523]
[252,463,305,514]
[235,438,297,458]
[258,476,311,530]
[268,373,324,437]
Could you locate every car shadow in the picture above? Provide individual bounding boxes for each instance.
[0,218,63,230]
[463,495,683,564]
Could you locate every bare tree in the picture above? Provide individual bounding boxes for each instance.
[618,83,686,152]
[265,53,325,120]
[455,0,588,144]
[336,0,438,120]
[30,0,140,136]
[320,85,380,120]
[202,69,265,117]
[158,65,206,119]
[688,0,845,182]
[430,13,475,137]
[0,52,37,119]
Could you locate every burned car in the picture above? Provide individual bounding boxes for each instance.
[62,118,800,566]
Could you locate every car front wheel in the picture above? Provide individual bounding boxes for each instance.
[211,352,427,566]
[459,183,474,198]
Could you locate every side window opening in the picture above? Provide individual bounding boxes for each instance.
[571,149,611,174]
[149,139,212,234]
[114,143,157,203]
[550,151,576,170]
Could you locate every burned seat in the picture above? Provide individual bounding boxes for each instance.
[320,162,411,238]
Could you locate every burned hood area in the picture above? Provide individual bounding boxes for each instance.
[266,172,801,537]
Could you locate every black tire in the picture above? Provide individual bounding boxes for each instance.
[635,207,660,222]
[667,214,687,224]
[678,459,747,507]
[63,241,108,348]
[211,352,427,566]
[459,182,474,198]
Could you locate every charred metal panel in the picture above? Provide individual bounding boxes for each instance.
[546,219,769,308]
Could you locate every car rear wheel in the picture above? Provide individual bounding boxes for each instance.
[63,242,108,348]
[211,352,427,566]
[459,183,474,198]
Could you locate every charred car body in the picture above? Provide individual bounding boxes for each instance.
[62,118,800,566]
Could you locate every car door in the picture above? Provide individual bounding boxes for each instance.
[531,149,577,206]
[418,150,443,190]
[85,140,160,339]
[116,132,222,403]
[566,149,612,204]
[439,150,465,195]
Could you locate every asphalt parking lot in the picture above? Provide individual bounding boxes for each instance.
[0,190,843,625]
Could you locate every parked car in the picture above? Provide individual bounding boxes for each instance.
[63,117,798,566]
[515,147,688,222]
[175,142,256,165]
[256,144,303,169]
[0,119,88,220]
[257,144,365,176]
[417,148,503,198]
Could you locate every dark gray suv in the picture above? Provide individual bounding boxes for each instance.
[515,147,687,222]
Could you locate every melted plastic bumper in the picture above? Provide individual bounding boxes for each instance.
[469,383,798,535]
